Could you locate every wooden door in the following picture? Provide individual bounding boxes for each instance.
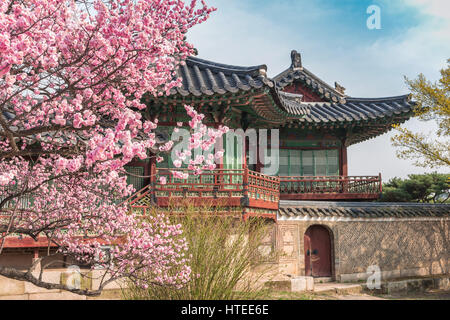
[304,225,332,277]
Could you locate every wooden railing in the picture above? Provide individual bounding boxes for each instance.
[247,169,280,203]
[279,174,382,200]
[127,170,382,207]
[127,168,281,213]
[154,168,244,200]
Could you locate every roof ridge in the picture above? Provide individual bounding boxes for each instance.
[280,200,450,207]
[346,95,412,102]
[186,56,268,75]
[301,67,344,96]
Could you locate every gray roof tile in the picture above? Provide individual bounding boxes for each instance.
[170,56,273,96]
[279,94,414,126]
[279,201,450,219]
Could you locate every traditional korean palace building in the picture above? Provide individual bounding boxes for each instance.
[127,50,417,218]
[1,51,449,286]
[124,51,449,281]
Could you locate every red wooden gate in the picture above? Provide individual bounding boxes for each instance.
[304,225,332,277]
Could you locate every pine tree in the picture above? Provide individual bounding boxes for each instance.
[392,59,450,168]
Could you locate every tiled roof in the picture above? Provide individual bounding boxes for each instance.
[279,201,450,219]
[279,92,413,122]
[170,56,274,97]
[273,50,345,103]
[277,91,312,117]
[163,52,415,139]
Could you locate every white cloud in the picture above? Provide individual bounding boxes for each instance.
[403,0,450,20]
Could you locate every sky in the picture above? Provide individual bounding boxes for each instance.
[186,0,450,180]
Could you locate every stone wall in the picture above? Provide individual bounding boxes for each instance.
[273,218,449,282]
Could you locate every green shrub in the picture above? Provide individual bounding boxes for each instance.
[380,186,413,202]
[124,201,277,300]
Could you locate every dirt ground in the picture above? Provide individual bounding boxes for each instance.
[370,289,450,300]
[91,288,450,300]
[256,289,450,300]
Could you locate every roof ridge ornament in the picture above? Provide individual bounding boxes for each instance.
[258,67,267,77]
[291,50,303,71]
[334,82,346,95]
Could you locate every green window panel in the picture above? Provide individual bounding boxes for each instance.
[302,150,314,176]
[263,148,340,176]
[223,135,243,185]
[223,135,243,170]
[279,149,289,176]
[327,149,339,176]
[290,149,301,176]
[315,150,327,176]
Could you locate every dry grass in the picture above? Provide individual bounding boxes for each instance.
[124,202,278,300]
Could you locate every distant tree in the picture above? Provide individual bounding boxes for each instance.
[380,187,412,202]
[391,59,450,168]
[402,174,437,202]
[380,173,450,203]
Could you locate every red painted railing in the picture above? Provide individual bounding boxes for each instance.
[279,174,382,200]
[155,168,245,198]
[127,170,381,207]
[247,169,280,203]
[127,168,280,216]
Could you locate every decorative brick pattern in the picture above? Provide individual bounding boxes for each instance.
[337,220,449,275]
[275,219,449,280]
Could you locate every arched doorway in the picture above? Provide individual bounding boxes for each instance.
[304,225,332,277]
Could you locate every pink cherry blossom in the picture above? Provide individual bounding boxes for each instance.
[0,0,217,295]
[173,159,182,168]
[215,150,225,159]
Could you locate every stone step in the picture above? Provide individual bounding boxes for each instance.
[314,277,333,284]
[362,275,450,295]
[313,282,363,295]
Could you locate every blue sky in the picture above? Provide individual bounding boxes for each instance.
[187,0,450,180]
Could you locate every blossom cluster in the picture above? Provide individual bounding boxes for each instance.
[0,0,217,290]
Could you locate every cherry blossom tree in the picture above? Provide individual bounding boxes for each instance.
[0,0,224,296]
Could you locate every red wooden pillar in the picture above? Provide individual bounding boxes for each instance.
[241,131,247,170]
[243,164,249,196]
[148,153,157,182]
[340,144,348,194]
[213,123,224,190]
[255,131,264,173]
[340,145,348,176]
[378,173,382,193]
